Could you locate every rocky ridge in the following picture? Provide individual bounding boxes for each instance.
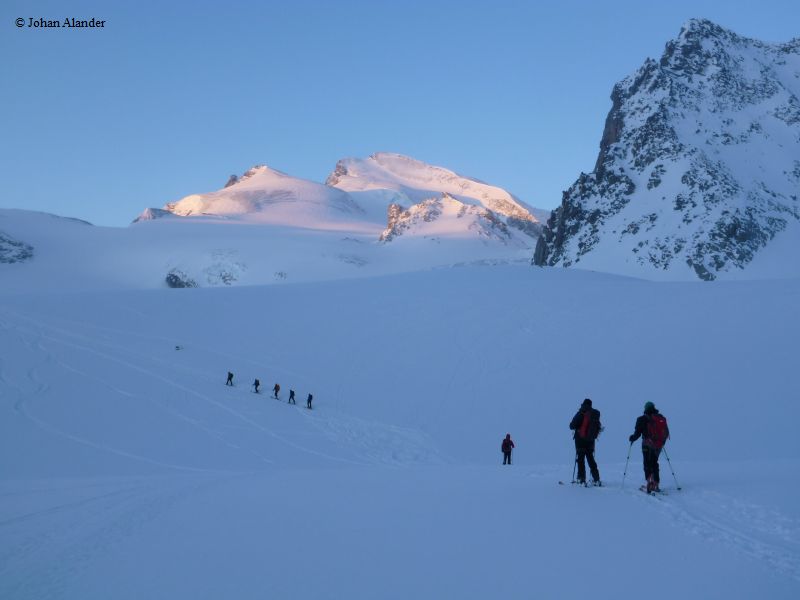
[534,19,800,280]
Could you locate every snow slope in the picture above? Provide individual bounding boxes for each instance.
[147,165,368,231]
[1,265,799,599]
[1,203,542,292]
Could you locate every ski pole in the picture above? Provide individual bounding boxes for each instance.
[662,447,682,490]
[621,442,633,489]
[571,452,578,484]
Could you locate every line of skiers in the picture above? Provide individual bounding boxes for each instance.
[502,398,671,493]
[226,371,313,409]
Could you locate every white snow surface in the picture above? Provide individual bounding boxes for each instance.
[328,152,549,223]
[159,165,368,231]
[1,207,542,292]
[1,222,799,598]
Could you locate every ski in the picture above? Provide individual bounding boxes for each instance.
[558,481,603,487]
[639,485,668,496]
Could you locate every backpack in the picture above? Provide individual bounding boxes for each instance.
[578,410,602,440]
[645,414,668,449]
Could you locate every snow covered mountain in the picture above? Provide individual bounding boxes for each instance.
[327,152,545,242]
[117,155,546,288]
[1,157,544,291]
[135,165,366,231]
[534,19,800,280]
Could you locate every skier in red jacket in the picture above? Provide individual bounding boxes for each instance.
[629,401,670,492]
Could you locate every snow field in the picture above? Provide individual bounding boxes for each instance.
[1,265,799,598]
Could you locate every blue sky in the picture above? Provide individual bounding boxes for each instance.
[2,0,798,226]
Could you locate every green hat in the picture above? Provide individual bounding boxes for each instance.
[644,401,655,412]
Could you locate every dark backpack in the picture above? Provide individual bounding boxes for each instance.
[645,414,668,449]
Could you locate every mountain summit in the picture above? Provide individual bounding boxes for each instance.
[327,153,544,243]
[534,19,800,280]
[135,153,544,245]
[136,165,364,229]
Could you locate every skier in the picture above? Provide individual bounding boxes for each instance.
[306,393,313,409]
[569,398,602,485]
[253,378,260,393]
[226,371,234,386]
[629,401,670,493]
[273,383,280,399]
[501,434,515,465]
[288,389,296,404]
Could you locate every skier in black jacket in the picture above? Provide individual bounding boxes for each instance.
[629,401,670,492]
[501,434,515,465]
[569,398,602,485]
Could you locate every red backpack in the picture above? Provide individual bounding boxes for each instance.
[646,414,668,449]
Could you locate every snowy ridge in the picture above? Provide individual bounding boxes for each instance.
[154,165,365,229]
[534,19,800,280]
[328,152,544,239]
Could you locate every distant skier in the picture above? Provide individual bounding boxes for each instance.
[501,434,515,465]
[306,393,313,409]
[629,401,670,493]
[253,378,260,393]
[288,389,296,404]
[226,371,234,386]
[569,398,602,485]
[273,383,280,399]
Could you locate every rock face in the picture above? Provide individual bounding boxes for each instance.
[224,174,239,188]
[0,232,34,264]
[379,194,512,243]
[534,19,800,280]
[165,269,197,288]
[132,208,175,223]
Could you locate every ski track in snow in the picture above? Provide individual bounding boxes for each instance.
[544,471,800,583]
[630,487,800,581]
[1,307,439,470]
[4,311,342,466]
[3,315,249,473]
[0,474,241,599]
[43,305,440,467]
[297,407,446,466]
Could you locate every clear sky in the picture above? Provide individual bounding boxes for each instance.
[2,0,798,226]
